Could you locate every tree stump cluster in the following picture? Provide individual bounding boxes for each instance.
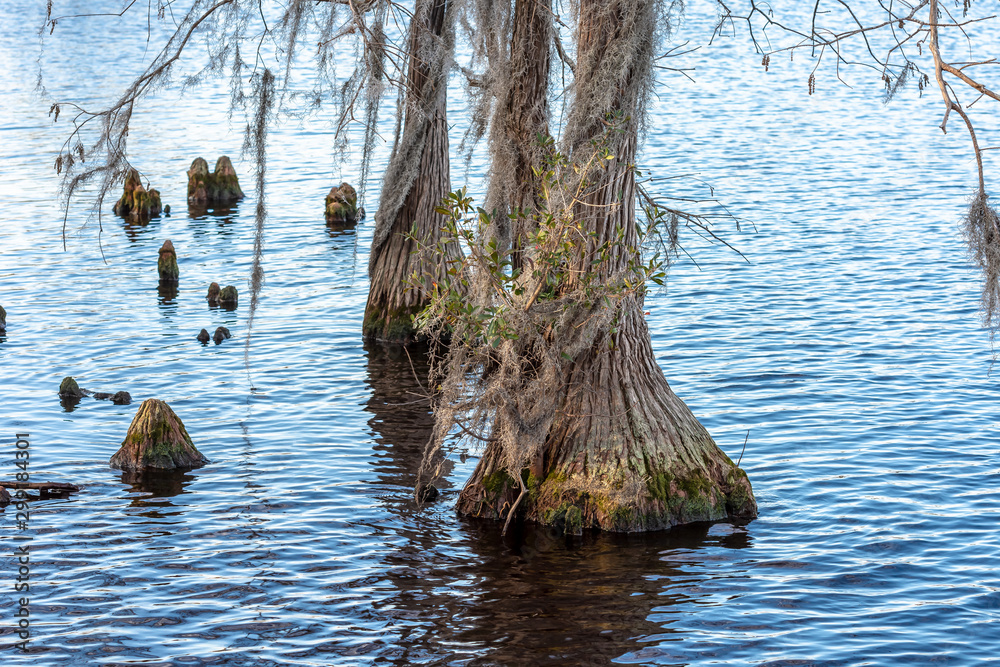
[206,282,238,308]
[110,398,208,471]
[113,169,163,220]
[187,156,244,205]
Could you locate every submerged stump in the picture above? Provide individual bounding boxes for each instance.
[187,156,244,205]
[325,182,359,224]
[158,240,179,283]
[110,398,208,471]
[113,169,163,220]
[0,304,6,332]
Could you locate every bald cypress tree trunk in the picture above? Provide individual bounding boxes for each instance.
[364,0,460,344]
[456,0,757,532]
[484,0,552,273]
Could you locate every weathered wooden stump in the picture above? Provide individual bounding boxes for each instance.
[0,304,6,332]
[197,328,211,344]
[187,156,245,205]
[0,482,80,504]
[158,240,179,283]
[206,282,221,304]
[213,326,231,344]
[110,399,208,471]
[325,182,359,224]
[113,169,163,220]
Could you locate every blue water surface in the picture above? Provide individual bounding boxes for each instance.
[0,1,998,665]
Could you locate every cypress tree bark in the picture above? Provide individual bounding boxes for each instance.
[364,0,460,344]
[484,0,552,272]
[455,0,757,532]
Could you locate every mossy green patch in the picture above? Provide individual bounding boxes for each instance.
[646,471,674,501]
[482,470,515,498]
[542,502,584,535]
[363,305,420,343]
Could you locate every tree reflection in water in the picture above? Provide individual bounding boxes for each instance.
[361,342,755,665]
[119,469,193,521]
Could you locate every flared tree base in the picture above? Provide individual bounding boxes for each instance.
[455,305,757,534]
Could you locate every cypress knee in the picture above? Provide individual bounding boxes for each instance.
[218,285,238,308]
[110,398,208,471]
[325,182,359,223]
[59,376,85,398]
[187,156,244,205]
[158,240,179,282]
[113,169,162,220]
[206,282,221,304]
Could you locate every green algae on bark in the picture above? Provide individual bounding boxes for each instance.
[113,169,163,220]
[362,304,423,345]
[110,398,208,471]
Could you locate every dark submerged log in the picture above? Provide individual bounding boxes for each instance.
[187,156,245,205]
[0,481,80,503]
[110,398,209,471]
[112,169,163,220]
[92,390,132,405]
[158,239,179,282]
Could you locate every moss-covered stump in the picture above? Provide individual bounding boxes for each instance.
[112,169,162,220]
[187,156,244,205]
[110,399,208,471]
[325,182,359,224]
[59,376,85,398]
[218,285,238,308]
[158,240,179,283]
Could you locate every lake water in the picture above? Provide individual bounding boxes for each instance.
[1,1,998,665]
